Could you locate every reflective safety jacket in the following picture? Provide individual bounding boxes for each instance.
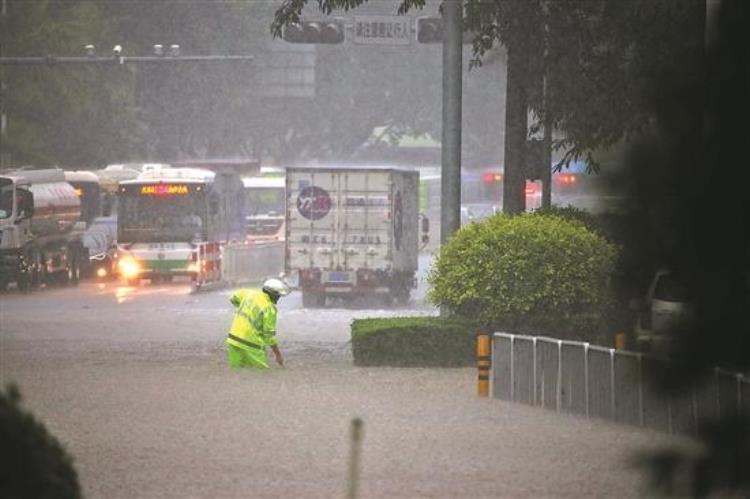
[226,289,278,351]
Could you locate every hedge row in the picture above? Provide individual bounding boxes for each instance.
[351,317,477,367]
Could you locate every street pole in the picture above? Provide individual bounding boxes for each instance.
[440,0,463,244]
[1,0,7,168]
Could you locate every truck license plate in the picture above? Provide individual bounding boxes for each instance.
[327,271,351,283]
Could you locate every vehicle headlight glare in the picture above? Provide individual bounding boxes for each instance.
[118,258,140,278]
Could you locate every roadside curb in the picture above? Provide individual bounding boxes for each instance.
[190,280,230,294]
[191,279,267,294]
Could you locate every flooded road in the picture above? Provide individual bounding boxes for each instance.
[0,260,690,498]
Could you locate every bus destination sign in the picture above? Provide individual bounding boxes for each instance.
[140,184,190,195]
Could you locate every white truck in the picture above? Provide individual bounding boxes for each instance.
[285,166,421,307]
[243,175,286,243]
[0,168,86,291]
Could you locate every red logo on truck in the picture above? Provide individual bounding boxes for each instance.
[297,186,331,221]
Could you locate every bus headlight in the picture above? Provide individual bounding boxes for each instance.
[118,258,141,279]
[96,267,108,278]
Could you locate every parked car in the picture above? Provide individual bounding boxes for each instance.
[631,269,694,351]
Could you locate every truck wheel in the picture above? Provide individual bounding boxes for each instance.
[302,292,324,308]
[17,274,31,293]
[63,247,79,286]
[40,260,49,287]
[69,257,80,286]
[27,250,42,288]
[380,294,394,307]
[396,288,410,306]
[55,270,68,286]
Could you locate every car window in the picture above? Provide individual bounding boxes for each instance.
[653,274,691,302]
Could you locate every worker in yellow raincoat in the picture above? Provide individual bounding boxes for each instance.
[226,278,290,369]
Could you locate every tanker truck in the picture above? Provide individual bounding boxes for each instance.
[0,168,86,291]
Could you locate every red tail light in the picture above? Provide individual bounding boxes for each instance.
[557,174,577,185]
[483,172,503,183]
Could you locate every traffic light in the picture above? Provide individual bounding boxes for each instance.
[417,17,443,44]
[417,17,474,44]
[283,20,345,44]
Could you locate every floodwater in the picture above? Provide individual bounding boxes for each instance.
[0,256,692,497]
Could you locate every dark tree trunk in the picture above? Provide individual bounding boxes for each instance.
[503,44,527,214]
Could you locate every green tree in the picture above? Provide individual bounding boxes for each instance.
[1,0,142,167]
[272,0,705,211]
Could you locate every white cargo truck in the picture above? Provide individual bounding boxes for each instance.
[285,166,420,307]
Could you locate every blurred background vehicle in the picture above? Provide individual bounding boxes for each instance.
[631,268,694,351]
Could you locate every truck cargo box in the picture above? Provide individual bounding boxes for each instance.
[285,166,419,306]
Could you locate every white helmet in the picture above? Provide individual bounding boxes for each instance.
[262,278,290,297]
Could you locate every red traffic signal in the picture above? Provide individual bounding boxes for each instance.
[283,20,345,44]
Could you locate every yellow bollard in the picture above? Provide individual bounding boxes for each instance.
[614,332,627,351]
[477,333,491,397]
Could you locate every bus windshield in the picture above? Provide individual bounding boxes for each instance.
[247,187,285,216]
[118,189,207,243]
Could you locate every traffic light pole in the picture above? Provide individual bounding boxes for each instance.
[440,0,462,245]
[0,55,254,66]
[0,0,7,168]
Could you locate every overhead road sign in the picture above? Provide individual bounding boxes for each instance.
[353,15,411,45]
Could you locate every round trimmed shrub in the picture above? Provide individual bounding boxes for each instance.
[427,213,618,341]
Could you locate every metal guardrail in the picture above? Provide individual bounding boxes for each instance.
[491,332,750,435]
[221,241,285,285]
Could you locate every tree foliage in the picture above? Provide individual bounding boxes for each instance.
[0,383,81,499]
[1,0,502,168]
[273,0,705,172]
[611,0,750,494]
[1,1,141,166]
